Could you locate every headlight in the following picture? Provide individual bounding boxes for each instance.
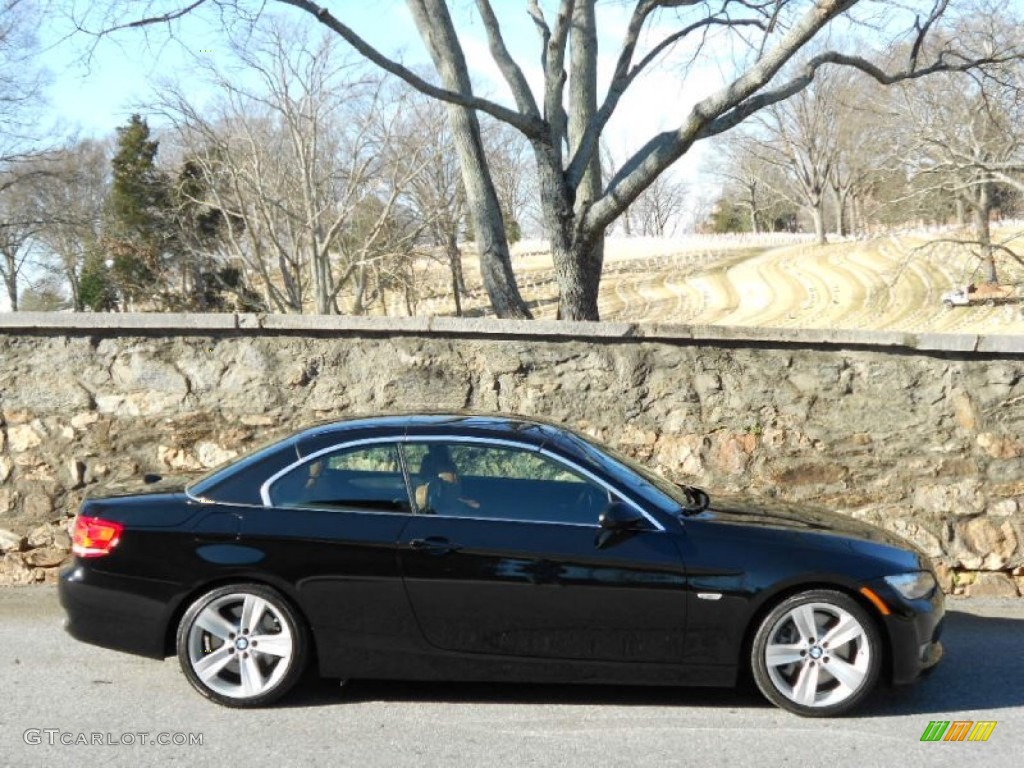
[884,571,937,600]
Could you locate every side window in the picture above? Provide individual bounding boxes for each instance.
[404,442,610,525]
[267,444,410,513]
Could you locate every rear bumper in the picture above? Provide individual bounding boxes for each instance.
[58,562,175,659]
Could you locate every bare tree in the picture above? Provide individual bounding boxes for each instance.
[0,166,46,310]
[388,95,469,315]
[712,135,763,234]
[31,139,109,310]
[77,0,1024,319]
[749,62,852,244]
[825,71,891,237]
[18,272,70,310]
[0,0,48,165]
[898,61,1024,282]
[485,119,537,244]
[629,172,688,236]
[0,0,54,309]
[713,133,798,234]
[154,24,428,314]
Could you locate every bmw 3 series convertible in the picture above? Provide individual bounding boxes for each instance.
[59,413,943,716]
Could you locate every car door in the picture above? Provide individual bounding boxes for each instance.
[397,440,687,663]
[240,440,421,669]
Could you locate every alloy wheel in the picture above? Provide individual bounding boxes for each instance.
[752,590,881,716]
[177,584,307,707]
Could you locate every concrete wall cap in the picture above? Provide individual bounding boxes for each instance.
[0,312,237,331]
[0,312,1021,354]
[916,334,981,353]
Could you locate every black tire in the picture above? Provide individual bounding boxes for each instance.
[750,589,881,717]
[176,583,308,707]
[942,299,954,310]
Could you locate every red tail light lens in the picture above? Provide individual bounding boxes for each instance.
[71,516,124,558]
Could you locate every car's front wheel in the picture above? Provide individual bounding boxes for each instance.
[176,584,308,707]
[751,589,881,717]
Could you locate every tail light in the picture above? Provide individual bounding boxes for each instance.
[71,516,124,558]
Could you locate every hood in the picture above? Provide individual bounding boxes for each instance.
[702,493,920,552]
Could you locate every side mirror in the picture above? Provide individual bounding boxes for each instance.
[599,500,646,530]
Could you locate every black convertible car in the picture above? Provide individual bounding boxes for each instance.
[59,413,943,716]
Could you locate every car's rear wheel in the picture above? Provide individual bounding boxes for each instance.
[176,584,308,707]
[751,589,881,717]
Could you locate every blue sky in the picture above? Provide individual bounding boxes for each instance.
[39,2,419,137]
[37,0,714,176]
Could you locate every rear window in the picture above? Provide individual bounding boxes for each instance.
[187,437,299,505]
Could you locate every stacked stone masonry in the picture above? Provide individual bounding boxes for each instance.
[0,313,1021,596]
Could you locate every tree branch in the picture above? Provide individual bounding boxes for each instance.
[567,10,764,190]
[541,0,574,156]
[909,0,950,72]
[474,0,541,119]
[275,1,547,136]
[701,47,1023,142]
[527,0,551,63]
[76,0,211,35]
[586,0,861,233]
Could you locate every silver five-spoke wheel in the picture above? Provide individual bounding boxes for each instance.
[752,590,881,716]
[177,584,308,707]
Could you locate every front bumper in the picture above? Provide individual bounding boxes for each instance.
[869,579,945,685]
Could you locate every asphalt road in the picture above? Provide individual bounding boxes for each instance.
[1,587,1021,768]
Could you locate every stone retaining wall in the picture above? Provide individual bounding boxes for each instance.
[0,313,1022,595]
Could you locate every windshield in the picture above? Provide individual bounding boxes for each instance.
[556,429,695,512]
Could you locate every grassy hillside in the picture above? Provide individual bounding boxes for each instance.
[382,230,1024,333]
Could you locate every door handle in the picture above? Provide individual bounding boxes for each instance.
[409,537,461,555]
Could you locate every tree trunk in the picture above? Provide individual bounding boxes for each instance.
[446,231,463,316]
[832,187,847,238]
[2,252,17,311]
[315,245,331,315]
[192,260,208,311]
[552,237,602,321]
[407,0,531,319]
[566,0,603,321]
[974,183,997,284]
[352,264,367,315]
[69,269,82,312]
[955,197,967,227]
[744,199,760,233]
[404,277,416,316]
[810,201,827,245]
[535,143,601,321]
